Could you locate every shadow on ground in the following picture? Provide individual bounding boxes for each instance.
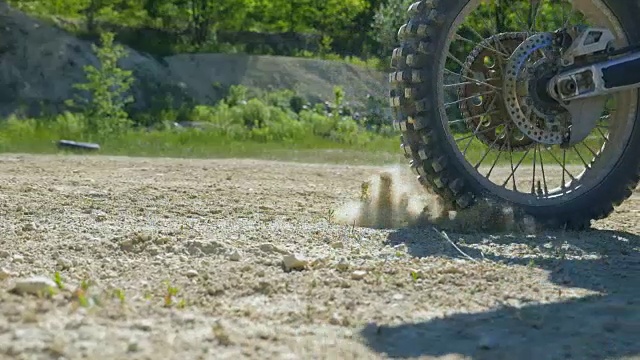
[360,226,640,360]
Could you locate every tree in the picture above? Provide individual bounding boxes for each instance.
[69,32,135,135]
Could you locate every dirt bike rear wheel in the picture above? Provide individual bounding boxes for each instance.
[390,0,640,230]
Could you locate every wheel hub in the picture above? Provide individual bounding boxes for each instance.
[459,32,536,151]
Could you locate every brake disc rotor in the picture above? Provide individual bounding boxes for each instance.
[458,32,535,151]
[503,32,569,145]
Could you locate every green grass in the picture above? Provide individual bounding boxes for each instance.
[0,118,606,168]
[0,124,405,166]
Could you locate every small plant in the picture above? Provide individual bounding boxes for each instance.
[326,209,336,223]
[164,281,179,307]
[53,271,64,290]
[360,181,371,202]
[112,288,126,304]
[71,277,94,308]
[410,270,422,282]
[177,298,187,309]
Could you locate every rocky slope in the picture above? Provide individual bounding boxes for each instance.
[0,1,388,118]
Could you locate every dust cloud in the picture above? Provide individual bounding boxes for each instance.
[333,165,538,233]
[333,165,445,229]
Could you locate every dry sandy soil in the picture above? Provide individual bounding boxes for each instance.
[0,153,639,360]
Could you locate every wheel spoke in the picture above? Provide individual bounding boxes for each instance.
[543,146,576,182]
[506,128,518,191]
[449,110,500,125]
[454,34,509,57]
[531,144,537,195]
[572,146,590,168]
[444,68,500,90]
[474,128,506,169]
[456,123,502,143]
[501,148,531,189]
[581,141,599,158]
[538,144,548,195]
[445,90,496,107]
[562,148,567,189]
[444,80,501,88]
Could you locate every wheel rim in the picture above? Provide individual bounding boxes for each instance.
[437,0,638,207]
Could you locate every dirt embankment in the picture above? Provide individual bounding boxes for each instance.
[0,2,387,118]
[1,153,639,359]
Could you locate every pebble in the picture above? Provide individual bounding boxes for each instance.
[477,334,499,350]
[147,246,160,256]
[330,241,344,249]
[56,258,73,270]
[10,276,57,295]
[131,320,153,332]
[21,223,36,232]
[185,270,199,278]
[228,251,241,261]
[336,259,350,272]
[351,270,367,280]
[259,243,277,253]
[260,243,289,255]
[12,254,24,263]
[0,268,17,280]
[282,254,308,271]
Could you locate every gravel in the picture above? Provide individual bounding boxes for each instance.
[0,153,639,359]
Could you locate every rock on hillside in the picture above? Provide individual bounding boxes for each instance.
[0,2,388,118]
[0,1,186,117]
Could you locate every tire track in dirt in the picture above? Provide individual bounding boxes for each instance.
[0,154,639,359]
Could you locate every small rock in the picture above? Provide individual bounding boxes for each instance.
[330,241,344,249]
[131,320,153,332]
[228,251,241,262]
[185,270,199,278]
[260,243,289,254]
[329,313,342,325]
[127,340,139,352]
[146,246,160,256]
[477,334,499,350]
[21,223,36,232]
[56,258,73,270]
[282,254,308,271]
[0,250,10,258]
[392,293,404,301]
[0,268,17,280]
[260,243,277,253]
[12,254,24,263]
[10,276,57,295]
[119,239,134,252]
[179,255,189,262]
[351,270,367,280]
[154,237,170,245]
[336,259,350,272]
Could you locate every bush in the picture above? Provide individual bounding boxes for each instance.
[65,31,135,136]
[0,29,397,154]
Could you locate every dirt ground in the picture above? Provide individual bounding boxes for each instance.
[0,153,639,360]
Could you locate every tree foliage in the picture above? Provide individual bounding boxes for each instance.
[9,0,585,67]
[67,31,134,135]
